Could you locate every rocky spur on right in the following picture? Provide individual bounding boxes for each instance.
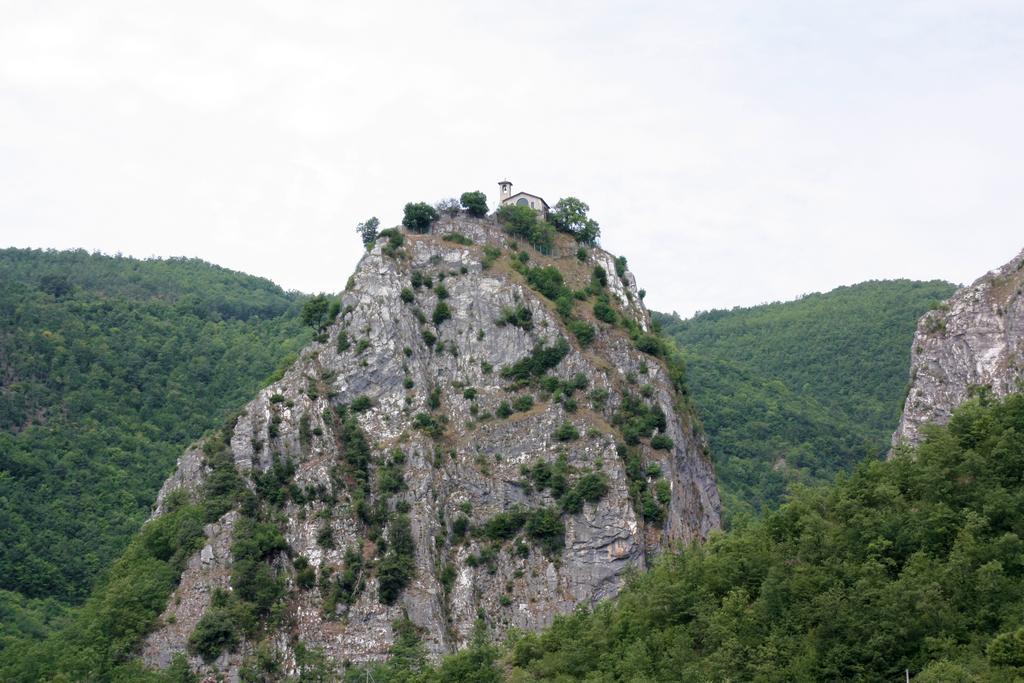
[893,245,1024,454]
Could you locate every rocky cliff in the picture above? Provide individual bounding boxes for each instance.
[892,246,1024,450]
[140,214,721,679]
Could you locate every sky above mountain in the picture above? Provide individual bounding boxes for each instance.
[1,1,1021,316]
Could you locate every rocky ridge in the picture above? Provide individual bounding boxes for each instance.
[141,214,721,679]
[893,246,1024,450]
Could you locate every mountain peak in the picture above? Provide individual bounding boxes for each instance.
[142,213,720,677]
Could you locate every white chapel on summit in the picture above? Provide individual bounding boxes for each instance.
[498,180,549,216]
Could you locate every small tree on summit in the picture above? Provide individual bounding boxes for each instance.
[460,191,488,217]
[402,202,439,233]
[356,217,380,248]
[549,197,600,246]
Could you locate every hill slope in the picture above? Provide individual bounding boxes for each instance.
[653,279,957,519]
[0,248,311,636]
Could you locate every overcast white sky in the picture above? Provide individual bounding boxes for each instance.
[1,1,1021,316]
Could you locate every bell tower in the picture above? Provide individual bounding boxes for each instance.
[498,179,512,205]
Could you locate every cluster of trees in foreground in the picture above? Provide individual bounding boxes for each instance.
[5,392,1023,681]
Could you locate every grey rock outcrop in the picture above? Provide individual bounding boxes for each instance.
[141,215,720,679]
[892,246,1024,450]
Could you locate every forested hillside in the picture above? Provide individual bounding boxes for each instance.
[15,392,1008,682]
[0,248,311,644]
[0,254,977,681]
[654,279,957,520]
[500,392,1024,681]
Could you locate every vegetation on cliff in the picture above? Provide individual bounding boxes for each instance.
[7,388,1024,683]
[342,392,1024,681]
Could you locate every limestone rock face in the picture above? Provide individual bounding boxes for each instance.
[892,247,1024,450]
[142,215,720,679]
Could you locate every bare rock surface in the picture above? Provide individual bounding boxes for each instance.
[893,246,1024,450]
[142,215,720,679]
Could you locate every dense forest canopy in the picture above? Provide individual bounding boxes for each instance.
[653,279,957,521]
[0,248,312,642]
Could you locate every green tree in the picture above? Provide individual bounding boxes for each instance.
[497,203,537,233]
[300,294,333,330]
[402,202,439,233]
[378,514,416,604]
[459,191,488,217]
[429,620,502,683]
[432,302,452,325]
[989,628,1024,667]
[356,217,380,248]
[549,197,600,245]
